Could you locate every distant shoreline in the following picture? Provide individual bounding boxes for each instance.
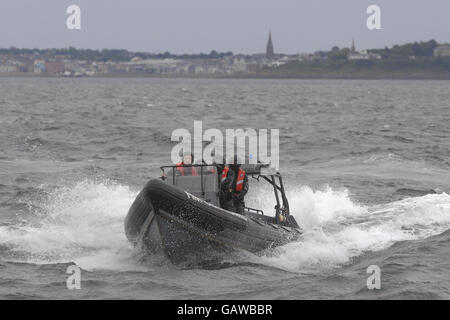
[1,72,450,80]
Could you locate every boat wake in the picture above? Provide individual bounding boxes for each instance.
[251,185,450,272]
[0,179,143,271]
[0,179,449,273]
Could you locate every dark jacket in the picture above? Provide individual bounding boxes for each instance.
[220,166,248,200]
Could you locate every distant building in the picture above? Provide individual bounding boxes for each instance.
[296,52,326,62]
[351,38,356,53]
[434,45,450,57]
[231,57,248,72]
[0,65,17,73]
[348,53,369,60]
[266,31,274,59]
[266,60,286,68]
[34,60,46,73]
[348,49,381,60]
[45,61,65,73]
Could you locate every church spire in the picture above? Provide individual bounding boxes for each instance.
[266,30,274,59]
[351,37,356,53]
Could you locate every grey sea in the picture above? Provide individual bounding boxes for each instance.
[0,77,449,299]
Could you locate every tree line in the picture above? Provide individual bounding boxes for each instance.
[327,40,440,60]
[0,47,234,62]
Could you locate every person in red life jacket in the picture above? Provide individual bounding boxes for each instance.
[176,153,198,176]
[220,156,248,214]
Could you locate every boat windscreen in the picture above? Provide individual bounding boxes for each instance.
[164,168,220,206]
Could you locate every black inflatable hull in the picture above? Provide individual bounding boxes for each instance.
[125,179,301,264]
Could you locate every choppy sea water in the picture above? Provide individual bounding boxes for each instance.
[0,77,449,299]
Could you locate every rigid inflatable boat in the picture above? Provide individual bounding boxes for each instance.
[124,163,302,264]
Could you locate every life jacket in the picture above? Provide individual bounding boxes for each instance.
[221,166,246,192]
[176,162,198,176]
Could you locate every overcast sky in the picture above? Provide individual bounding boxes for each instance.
[0,0,449,54]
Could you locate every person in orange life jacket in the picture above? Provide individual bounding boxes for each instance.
[176,153,198,176]
[220,156,248,214]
